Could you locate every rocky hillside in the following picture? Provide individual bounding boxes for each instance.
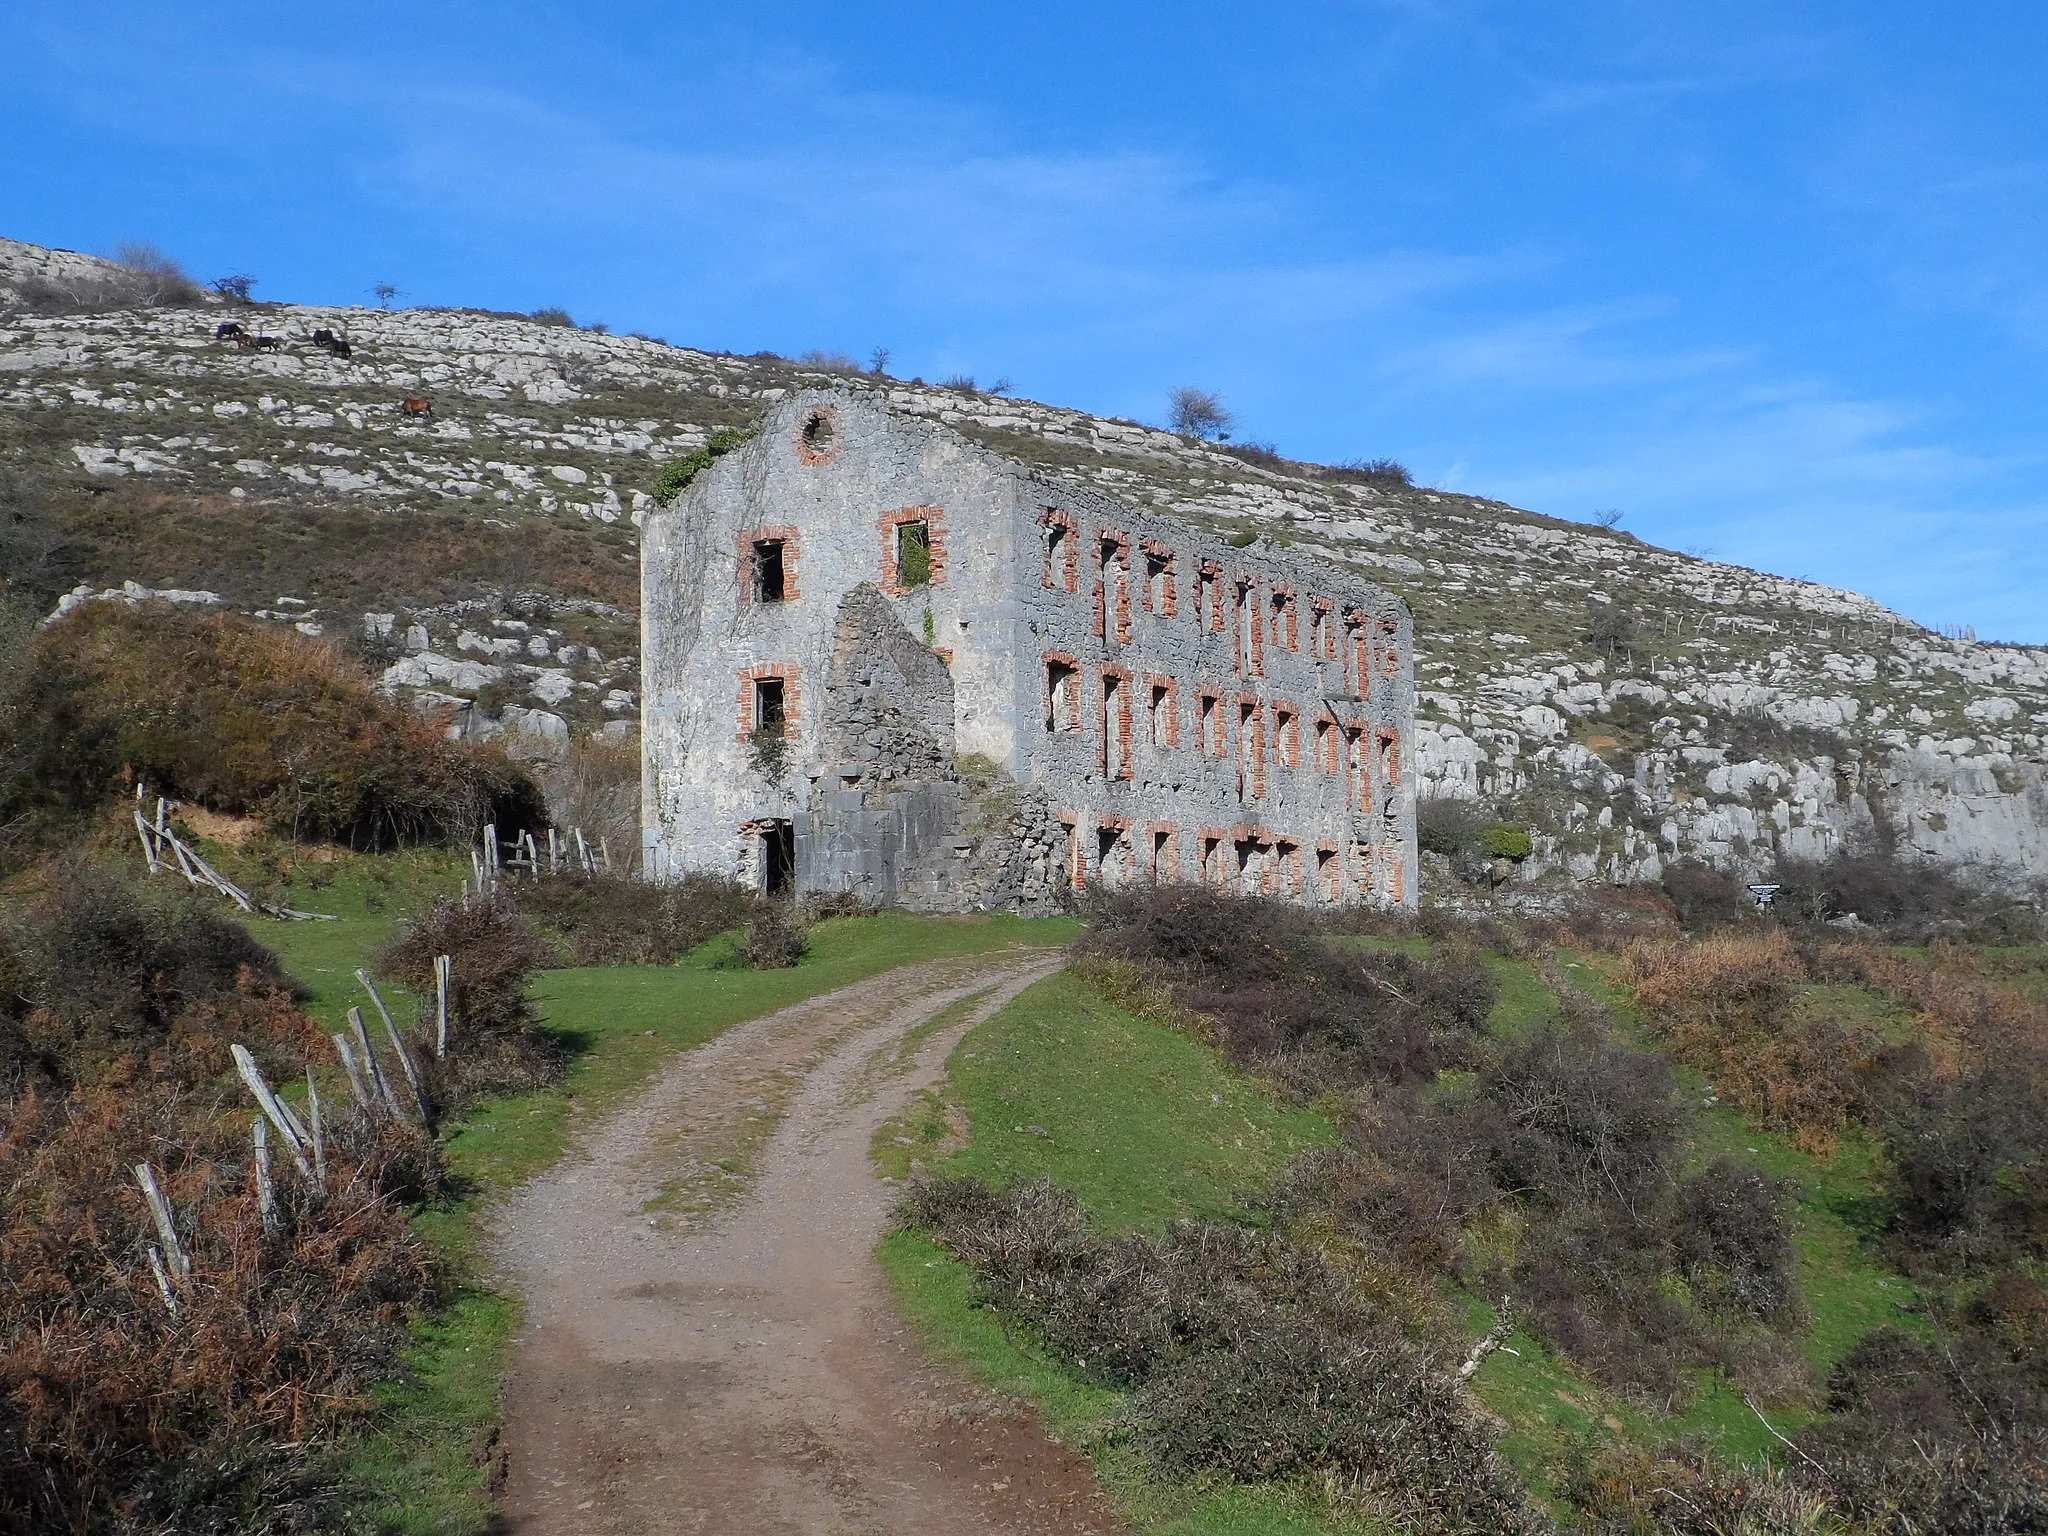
[3,236,2043,895]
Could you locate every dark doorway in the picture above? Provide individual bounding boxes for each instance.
[762,820,795,897]
[753,539,787,602]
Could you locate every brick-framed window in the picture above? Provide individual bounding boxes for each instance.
[737,525,802,606]
[1310,597,1335,661]
[1269,584,1298,653]
[735,663,803,742]
[1094,529,1132,644]
[879,505,947,594]
[1343,723,1367,809]
[1376,613,1402,679]
[1143,673,1180,749]
[1197,561,1225,632]
[1058,810,1082,891]
[1140,540,1177,616]
[1375,725,1402,788]
[1273,700,1301,768]
[1146,822,1179,884]
[1313,712,1339,776]
[1315,842,1340,902]
[1043,652,1081,732]
[1197,828,1228,888]
[1342,608,1369,696]
[1232,577,1262,676]
[1352,839,1378,903]
[1041,508,1079,592]
[1275,838,1303,897]
[1235,693,1266,801]
[1196,687,1225,758]
[1099,664,1135,780]
[794,403,842,466]
[1096,815,1133,887]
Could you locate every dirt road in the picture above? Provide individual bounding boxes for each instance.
[493,950,1126,1535]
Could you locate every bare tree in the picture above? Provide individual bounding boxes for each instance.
[210,274,256,304]
[1167,386,1234,440]
[867,346,892,376]
[372,282,400,309]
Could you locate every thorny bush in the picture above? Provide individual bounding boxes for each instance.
[514,868,753,966]
[0,601,543,859]
[901,1176,1542,1534]
[377,889,564,1110]
[1,862,443,1532]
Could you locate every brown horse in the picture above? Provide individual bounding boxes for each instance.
[400,398,432,419]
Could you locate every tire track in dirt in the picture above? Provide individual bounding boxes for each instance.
[493,949,1126,1534]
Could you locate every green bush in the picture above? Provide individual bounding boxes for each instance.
[1482,823,1532,861]
[650,427,754,503]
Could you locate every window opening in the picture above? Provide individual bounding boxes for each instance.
[753,677,787,741]
[1314,717,1333,774]
[1316,846,1339,901]
[1097,825,1123,887]
[896,520,932,588]
[1101,672,1130,779]
[1234,838,1259,895]
[1199,692,1220,756]
[1149,683,1171,748]
[1046,659,1077,732]
[800,409,836,456]
[1145,549,1172,611]
[752,539,786,603]
[1151,828,1172,883]
[1044,519,1070,587]
[1237,700,1260,800]
[1199,834,1223,886]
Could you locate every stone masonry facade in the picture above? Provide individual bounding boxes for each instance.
[641,388,1418,912]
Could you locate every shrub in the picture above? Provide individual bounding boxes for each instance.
[1,861,310,1093]
[741,901,808,969]
[1879,1061,2048,1269]
[1325,458,1413,489]
[901,1175,1538,1532]
[0,602,543,855]
[6,243,203,314]
[1672,1157,1801,1322]
[1776,848,2037,943]
[1475,1021,1684,1216]
[0,863,442,1531]
[1661,859,1755,929]
[377,891,562,1107]
[1483,823,1532,861]
[531,736,640,865]
[515,870,752,966]
[650,426,754,503]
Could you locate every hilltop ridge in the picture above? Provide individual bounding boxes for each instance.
[2,236,2043,896]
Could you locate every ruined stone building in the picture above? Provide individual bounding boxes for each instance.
[641,389,1417,911]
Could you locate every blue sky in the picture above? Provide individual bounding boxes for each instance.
[5,3,2045,641]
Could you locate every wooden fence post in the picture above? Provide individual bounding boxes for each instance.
[230,1044,313,1180]
[253,1118,279,1235]
[134,1163,190,1284]
[331,1031,373,1113]
[348,1006,404,1122]
[434,954,450,1059]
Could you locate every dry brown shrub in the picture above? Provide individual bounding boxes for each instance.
[1,866,443,1530]
[0,601,543,856]
[1620,930,1871,1152]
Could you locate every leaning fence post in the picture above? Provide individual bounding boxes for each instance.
[253,1118,279,1235]
[229,1045,313,1180]
[331,1031,373,1113]
[348,1006,404,1122]
[134,1163,190,1284]
[307,1068,327,1184]
[147,1246,179,1316]
[434,954,450,1059]
[379,1006,431,1128]
[135,808,161,876]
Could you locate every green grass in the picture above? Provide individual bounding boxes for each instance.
[874,970,1359,1532]
[226,848,1079,1535]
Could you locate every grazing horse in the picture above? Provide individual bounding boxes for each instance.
[214,321,242,341]
[326,339,352,358]
[400,398,432,419]
[311,328,335,347]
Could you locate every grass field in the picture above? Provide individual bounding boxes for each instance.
[876,939,1946,1530]
[229,848,1079,1533]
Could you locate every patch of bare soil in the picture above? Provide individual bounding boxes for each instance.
[493,950,1126,1534]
